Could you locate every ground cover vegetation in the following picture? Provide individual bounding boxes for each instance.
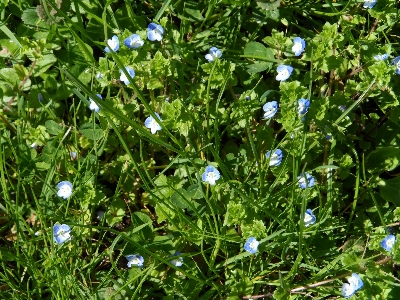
[1,0,400,299]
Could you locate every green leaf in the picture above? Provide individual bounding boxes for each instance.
[32,54,58,77]
[80,123,103,140]
[21,8,40,26]
[45,120,63,135]
[105,199,125,226]
[379,177,400,206]
[245,62,272,74]
[366,147,400,173]
[44,76,58,94]
[244,41,274,59]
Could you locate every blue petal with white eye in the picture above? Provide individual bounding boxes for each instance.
[120,67,135,85]
[363,0,377,8]
[265,149,283,167]
[104,35,120,53]
[124,34,144,49]
[57,181,73,199]
[298,98,310,115]
[202,165,221,185]
[292,37,306,56]
[262,101,278,119]
[297,172,315,189]
[147,23,164,41]
[126,254,144,268]
[381,234,396,252]
[304,209,316,227]
[205,47,222,62]
[170,252,184,267]
[144,113,162,134]
[53,224,72,244]
[244,237,259,254]
[276,65,293,81]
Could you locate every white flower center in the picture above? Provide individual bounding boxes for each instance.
[207,172,217,180]
[131,257,140,265]
[396,61,400,69]
[59,185,72,196]
[293,43,302,52]
[249,240,257,249]
[279,69,289,78]
[108,39,118,49]
[304,213,312,223]
[269,153,280,165]
[387,238,395,247]
[57,229,69,239]
[342,283,354,296]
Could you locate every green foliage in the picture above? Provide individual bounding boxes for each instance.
[1,0,400,299]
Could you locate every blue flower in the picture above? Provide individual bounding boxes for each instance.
[292,37,306,56]
[147,23,164,41]
[57,181,73,199]
[70,151,77,160]
[265,149,283,167]
[297,172,315,189]
[144,113,162,134]
[263,101,278,119]
[363,0,377,8]
[304,209,316,227]
[205,47,222,62]
[381,234,396,252]
[89,94,102,112]
[104,35,119,53]
[276,65,293,81]
[342,273,363,298]
[170,252,184,267]
[391,56,400,75]
[339,105,346,112]
[374,54,388,61]
[126,254,144,268]
[298,98,310,115]
[244,237,259,254]
[124,34,144,49]
[53,224,72,244]
[202,165,221,185]
[120,67,135,85]
[341,282,356,298]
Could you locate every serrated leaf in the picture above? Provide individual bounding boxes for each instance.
[80,123,103,140]
[244,42,274,59]
[21,8,40,26]
[45,120,63,135]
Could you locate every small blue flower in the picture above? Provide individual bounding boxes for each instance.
[53,224,72,244]
[170,252,184,267]
[57,181,73,199]
[374,54,388,61]
[124,34,144,49]
[205,47,222,62]
[104,35,119,53]
[144,113,162,134]
[304,209,316,227]
[342,273,363,298]
[147,23,164,41]
[381,234,396,252]
[126,254,144,268]
[339,105,346,112]
[297,172,315,189]
[96,72,102,79]
[363,0,377,8]
[89,94,102,112]
[202,165,221,185]
[292,37,306,56]
[244,237,259,254]
[298,98,310,115]
[70,151,77,160]
[265,149,283,167]
[348,273,364,291]
[120,67,135,85]
[263,101,278,119]
[391,56,400,75]
[38,93,43,102]
[341,282,356,298]
[276,65,293,81]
